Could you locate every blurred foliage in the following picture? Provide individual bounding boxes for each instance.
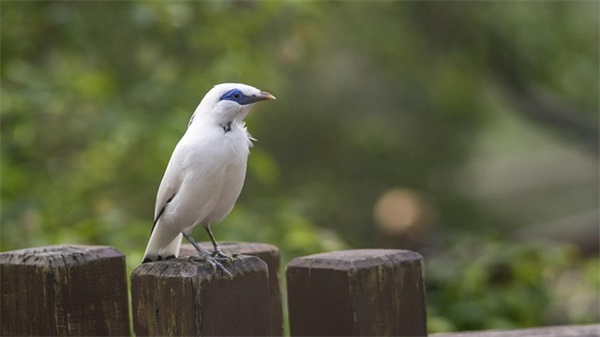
[1,1,598,332]
[426,236,599,332]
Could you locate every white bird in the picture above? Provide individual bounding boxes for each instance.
[142,83,275,274]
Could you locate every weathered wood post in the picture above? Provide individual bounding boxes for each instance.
[180,242,284,336]
[286,249,427,336]
[131,255,272,336]
[0,245,130,336]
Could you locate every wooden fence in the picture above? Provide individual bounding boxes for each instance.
[1,243,598,336]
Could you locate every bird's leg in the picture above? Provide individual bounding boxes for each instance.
[204,226,231,259]
[182,231,232,277]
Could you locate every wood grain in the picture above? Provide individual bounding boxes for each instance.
[0,245,130,336]
[286,249,427,336]
[131,254,272,336]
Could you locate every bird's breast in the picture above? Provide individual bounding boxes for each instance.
[176,125,251,222]
[153,123,252,231]
[185,124,250,159]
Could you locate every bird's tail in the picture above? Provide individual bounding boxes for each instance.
[142,223,182,263]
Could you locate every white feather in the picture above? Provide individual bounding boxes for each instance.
[142,83,274,262]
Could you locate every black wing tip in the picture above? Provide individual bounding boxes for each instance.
[141,255,176,263]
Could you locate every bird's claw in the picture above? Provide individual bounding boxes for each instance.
[189,253,233,278]
[211,249,237,262]
[210,259,233,278]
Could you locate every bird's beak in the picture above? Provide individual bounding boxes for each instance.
[257,91,276,101]
[245,91,276,104]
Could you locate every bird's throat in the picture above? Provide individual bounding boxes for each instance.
[220,122,232,133]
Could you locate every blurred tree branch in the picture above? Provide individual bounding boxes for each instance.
[488,29,599,154]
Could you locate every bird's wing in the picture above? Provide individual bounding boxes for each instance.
[152,144,185,228]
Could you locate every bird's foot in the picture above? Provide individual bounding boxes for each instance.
[211,248,238,262]
[189,252,232,277]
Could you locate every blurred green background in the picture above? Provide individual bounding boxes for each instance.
[2,1,598,333]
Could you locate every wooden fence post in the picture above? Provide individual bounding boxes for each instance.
[0,245,130,336]
[179,242,284,336]
[131,255,272,336]
[286,249,427,336]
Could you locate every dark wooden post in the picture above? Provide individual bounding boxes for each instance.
[179,242,284,336]
[0,245,130,336]
[286,249,427,336]
[131,255,272,336]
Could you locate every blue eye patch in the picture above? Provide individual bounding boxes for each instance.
[220,89,249,105]
[220,89,262,105]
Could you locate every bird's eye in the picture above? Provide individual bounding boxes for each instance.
[219,89,246,103]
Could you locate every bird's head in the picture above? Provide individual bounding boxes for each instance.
[192,83,276,126]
